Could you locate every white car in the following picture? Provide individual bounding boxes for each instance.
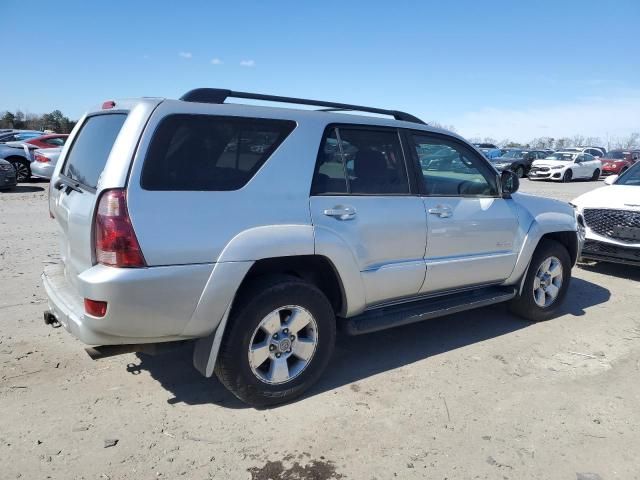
[571,163,640,266]
[528,151,602,182]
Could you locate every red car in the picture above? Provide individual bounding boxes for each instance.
[600,149,640,176]
[24,134,68,149]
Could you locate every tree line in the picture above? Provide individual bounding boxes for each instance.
[1,110,77,134]
[430,122,640,151]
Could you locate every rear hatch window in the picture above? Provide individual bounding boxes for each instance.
[141,114,295,191]
[61,113,127,189]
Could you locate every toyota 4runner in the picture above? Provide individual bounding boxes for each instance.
[43,89,584,406]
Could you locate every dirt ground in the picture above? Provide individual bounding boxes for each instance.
[1,178,639,480]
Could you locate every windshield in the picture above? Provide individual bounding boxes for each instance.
[605,151,626,160]
[615,163,640,186]
[544,153,575,161]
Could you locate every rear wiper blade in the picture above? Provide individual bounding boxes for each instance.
[54,177,83,193]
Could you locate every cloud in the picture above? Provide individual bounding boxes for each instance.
[210,58,222,65]
[179,52,192,59]
[239,59,255,67]
[447,91,640,142]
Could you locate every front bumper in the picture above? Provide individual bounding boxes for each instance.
[581,239,640,266]
[528,169,564,181]
[42,262,214,345]
[0,170,17,189]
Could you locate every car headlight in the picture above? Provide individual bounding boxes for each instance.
[550,165,564,169]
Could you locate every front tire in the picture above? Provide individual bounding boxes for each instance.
[509,239,571,322]
[215,276,336,407]
[9,159,30,182]
[562,169,573,183]
[515,165,525,178]
[591,169,600,181]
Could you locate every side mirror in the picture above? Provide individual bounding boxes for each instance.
[501,170,520,197]
[604,175,618,185]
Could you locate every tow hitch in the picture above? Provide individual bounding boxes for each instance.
[43,311,61,328]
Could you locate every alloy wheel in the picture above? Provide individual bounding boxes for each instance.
[248,306,318,385]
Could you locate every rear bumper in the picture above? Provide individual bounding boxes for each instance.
[30,162,55,179]
[42,262,214,345]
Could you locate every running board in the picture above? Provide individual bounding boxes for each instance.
[343,286,517,335]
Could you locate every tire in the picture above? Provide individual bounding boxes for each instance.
[562,169,573,183]
[509,239,571,322]
[591,169,600,181]
[9,159,31,182]
[215,276,336,407]
[515,165,525,178]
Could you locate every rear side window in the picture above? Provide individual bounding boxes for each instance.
[141,115,296,191]
[62,114,127,189]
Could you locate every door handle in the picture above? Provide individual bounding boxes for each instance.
[428,205,453,218]
[323,205,356,221]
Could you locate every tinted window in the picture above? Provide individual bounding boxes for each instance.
[142,115,295,191]
[311,127,409,195]
[412,134,498,196]
[62,114,126,188]
[616,163,640,186]
[311,128,348,194]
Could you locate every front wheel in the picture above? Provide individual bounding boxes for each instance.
[591,169,600,181]
[215,276,336,407]
[515,165,525,178]
[9,160,30,182]
[509,239,571,322]
[562,169,573,183]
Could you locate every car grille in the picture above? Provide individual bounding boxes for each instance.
[583,239,640,264]
[583,209,640,242]
[530,166,550,172]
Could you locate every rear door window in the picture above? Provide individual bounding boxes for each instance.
[311,126,410,195]
[141,114,296,191]
[62,114,127,189]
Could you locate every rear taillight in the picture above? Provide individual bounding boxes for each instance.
[34,153,50,163]
[94,189,146,268]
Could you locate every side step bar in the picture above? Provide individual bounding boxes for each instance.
[343,286,517,335]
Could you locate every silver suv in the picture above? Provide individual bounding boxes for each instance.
[43,89,583,406]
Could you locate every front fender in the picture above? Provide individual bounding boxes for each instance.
[504,192,578,285]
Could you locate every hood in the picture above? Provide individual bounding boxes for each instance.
[532,159,571,168]
[572,185,640,211]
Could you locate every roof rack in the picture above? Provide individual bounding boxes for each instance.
[179,88,426,124]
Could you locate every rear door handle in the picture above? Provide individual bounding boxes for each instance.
[428,205,453,218]
[323,205,356,221]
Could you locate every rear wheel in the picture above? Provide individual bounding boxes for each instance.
[9,159,30,182]
[515,165,525,178]
[509,239,571,322]
[215,276,336,407]
[591,169,600,181]
[562,169,573,183]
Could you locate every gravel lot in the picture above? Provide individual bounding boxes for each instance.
[1,178,639,480]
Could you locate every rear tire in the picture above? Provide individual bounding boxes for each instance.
[515,165,525,178]
[215,276,336,407]
[509,239,571,322]
[562,169,573,183]
[591,169,600,181]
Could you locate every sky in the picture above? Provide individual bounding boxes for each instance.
[2,0,639,143]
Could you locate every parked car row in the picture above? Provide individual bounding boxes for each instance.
[476,144,640,183]
[0,131,68,183]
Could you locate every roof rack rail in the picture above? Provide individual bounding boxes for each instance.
[179,88,426,124]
